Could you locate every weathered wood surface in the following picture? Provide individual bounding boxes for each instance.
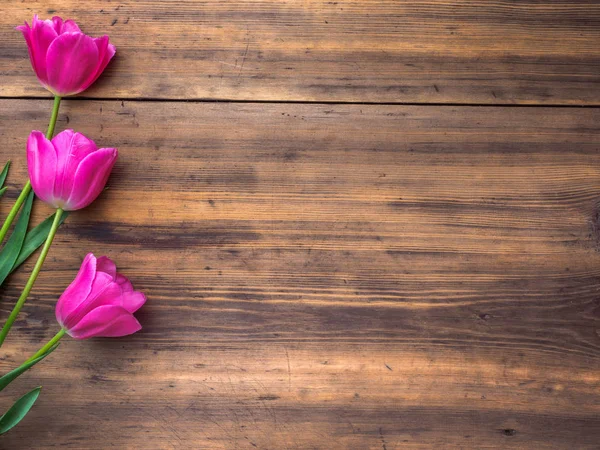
[1,1,600,104]
[0,100,598,448]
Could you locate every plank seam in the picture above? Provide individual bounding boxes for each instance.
[0,96,598,109]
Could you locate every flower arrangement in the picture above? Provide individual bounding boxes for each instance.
[0,15,145,433]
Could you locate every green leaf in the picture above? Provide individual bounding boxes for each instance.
[0,190,34,286]
[0,387,41,434]
[0,161,10,200]
[0,343,59,393]
[0,161,10,188]
[11,211,69,271]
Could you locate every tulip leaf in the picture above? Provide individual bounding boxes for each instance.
[0,190,34,286]
[0,343,59,393]
[0,161,10,188]
[0,386,42,434]
[0,161,9,199]
[11,211,69,271]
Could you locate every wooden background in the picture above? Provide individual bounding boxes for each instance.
[1,1,599,448]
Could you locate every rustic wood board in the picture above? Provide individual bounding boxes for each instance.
[1,1,599,104]
[0,99,598,448]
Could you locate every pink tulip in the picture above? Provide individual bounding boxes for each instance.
[16,15,116,96]
[27,129,117,211]
[56,253,146,339]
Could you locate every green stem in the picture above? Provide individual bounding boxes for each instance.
[0,96,61,245]
[46,96,61,139]
[25,328,65,364]
[0,208,63,347]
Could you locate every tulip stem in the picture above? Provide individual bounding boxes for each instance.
[0,208,63,347]
[25,328,66,364]
[0,96,61,245]
[47,96,61,139]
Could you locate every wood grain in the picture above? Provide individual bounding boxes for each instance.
[0,99,598,448]
[0,1,599,104]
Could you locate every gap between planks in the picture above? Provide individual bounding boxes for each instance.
[0,96,597,109]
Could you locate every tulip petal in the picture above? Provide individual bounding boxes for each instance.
[55,253,97,326]
[89,270,115,296]
[49,129,74,199]
[79,36,116,92]
[68,305,142,339]
[27,131,57,207]
[19,16,58,85]
[51,16,81,34]
[64,148,117,211]
[96,256,117,278]
[15,22,32,58]
[49,128,75,151]
[46,32,99,96]
[87,276,145,313]
[61,20,81,34]
[15,22,30,39]
[50,17,63,34]
[122,291,147,313]
[80,282,141,316]
[116,274,134,292]
[52,130,98,202]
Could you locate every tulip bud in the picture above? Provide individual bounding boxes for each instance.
[56,253,146,339]
[27,129,117,211]
[16,15,116,96]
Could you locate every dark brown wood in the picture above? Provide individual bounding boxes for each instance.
[0,99,598,448]
[1,1,600,104]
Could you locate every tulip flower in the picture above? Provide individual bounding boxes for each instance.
[27,129,118,211]
[16,15,116,97]
[57,253,146,339]
[0,132,117,347]
[24,253,145,361]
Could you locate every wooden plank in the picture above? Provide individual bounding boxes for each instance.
[0,99,599,448]
[1,1,599,104]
